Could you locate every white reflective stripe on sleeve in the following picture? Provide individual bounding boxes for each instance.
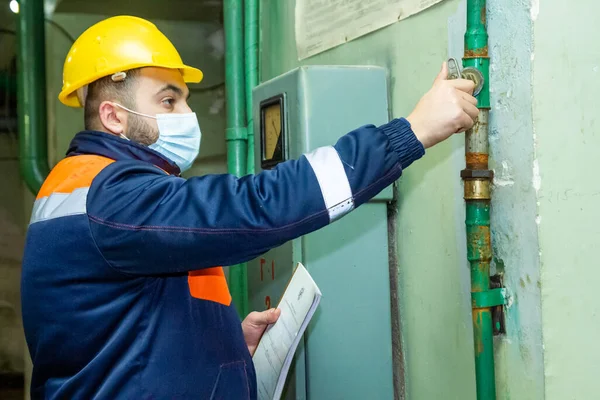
[29,187,89,225]
[304,146,355,222]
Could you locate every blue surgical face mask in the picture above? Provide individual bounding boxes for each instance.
[114,103,201,173]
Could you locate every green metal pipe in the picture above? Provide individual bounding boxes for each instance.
[463,0,498,399]
[17,0,50,195]
[224,0,249,318]
[464,0,490,109]
[473,307,495,398]
[244,0,259,175]
[466,201,495,399]
[465,0,488,55]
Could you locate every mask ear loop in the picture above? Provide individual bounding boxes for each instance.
[112,102,157,120]
[111,102,158,142]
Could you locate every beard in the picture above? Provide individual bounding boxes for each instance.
[125,113,159,146]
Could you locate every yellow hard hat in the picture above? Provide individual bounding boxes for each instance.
[58,15,203,108]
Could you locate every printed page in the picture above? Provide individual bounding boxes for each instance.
[253,263,322,400]
[295,0,446,59]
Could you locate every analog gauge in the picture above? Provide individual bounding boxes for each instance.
[264,103,281,160]
[260,95,285,169]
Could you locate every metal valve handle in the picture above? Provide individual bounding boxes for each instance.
[447,57,484,97]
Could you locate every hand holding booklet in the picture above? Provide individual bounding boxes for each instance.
[252,263,322,400]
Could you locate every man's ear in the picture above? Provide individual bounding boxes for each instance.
[98,101,127,135]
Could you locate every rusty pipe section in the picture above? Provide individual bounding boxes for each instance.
[460,1,505,399]
[462,110,491,201]
[462,108,495,400]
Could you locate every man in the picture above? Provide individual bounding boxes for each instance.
[21,15,478,399]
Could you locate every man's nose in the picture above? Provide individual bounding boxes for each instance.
[180,102,193,113]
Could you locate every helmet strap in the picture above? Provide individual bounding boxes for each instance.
[76,86,88,107]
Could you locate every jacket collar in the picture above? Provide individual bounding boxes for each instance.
[66,130,181,176]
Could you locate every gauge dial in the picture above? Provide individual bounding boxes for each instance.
[264,103,281,160]
[260,95,285,169]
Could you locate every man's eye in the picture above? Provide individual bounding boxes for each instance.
[162,98,174,106]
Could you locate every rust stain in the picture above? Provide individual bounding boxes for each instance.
[480,6,486,26]
[469,225,491,240]
[466,152,489,170]
[478,226,491,254]
[464,46,489,58]
[472,114,488,133]
[473,311,485,355]
[468,225,492,261]
[472,280,488,293]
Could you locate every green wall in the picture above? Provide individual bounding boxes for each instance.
[259,0,550,398]
[260,1,477,398]
[533,1,600,399]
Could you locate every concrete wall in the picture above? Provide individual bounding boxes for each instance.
[259,0,547,399]
[0,7,25,377]
[0,136,27,375]
[483,1,545,398]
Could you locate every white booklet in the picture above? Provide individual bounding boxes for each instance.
[253,262,322,400]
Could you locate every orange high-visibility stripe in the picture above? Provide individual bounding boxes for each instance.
[39,154,230,304]
[188,267,232,306]
[37,155,115,199]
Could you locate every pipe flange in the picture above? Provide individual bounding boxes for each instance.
[464,179,491,200]
[461,169,494,179]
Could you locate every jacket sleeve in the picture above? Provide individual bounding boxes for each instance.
[87,118,424,275]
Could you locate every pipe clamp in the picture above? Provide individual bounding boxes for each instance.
[471,288,507,309]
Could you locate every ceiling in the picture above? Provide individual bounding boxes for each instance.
[0,0,59,30]
[53,0,222,23]
[0,2,17,71]
[0,0,223,40]
[0,1,16,31]
[0,0,222,68]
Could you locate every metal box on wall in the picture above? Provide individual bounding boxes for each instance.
[248,66,396,399]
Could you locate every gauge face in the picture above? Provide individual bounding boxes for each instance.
[264,103,281,160]
[260,95,285,169]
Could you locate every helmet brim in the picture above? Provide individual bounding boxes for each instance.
[58,64,204,108]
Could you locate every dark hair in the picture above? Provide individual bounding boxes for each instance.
[83,69,141,130]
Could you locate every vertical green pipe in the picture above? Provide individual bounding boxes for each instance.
[224,0,249,318]
[464,0,490,109]
[466,201,495,399]
[17,0,50,194]
[464,0,495,399]
[245,0,259,175]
